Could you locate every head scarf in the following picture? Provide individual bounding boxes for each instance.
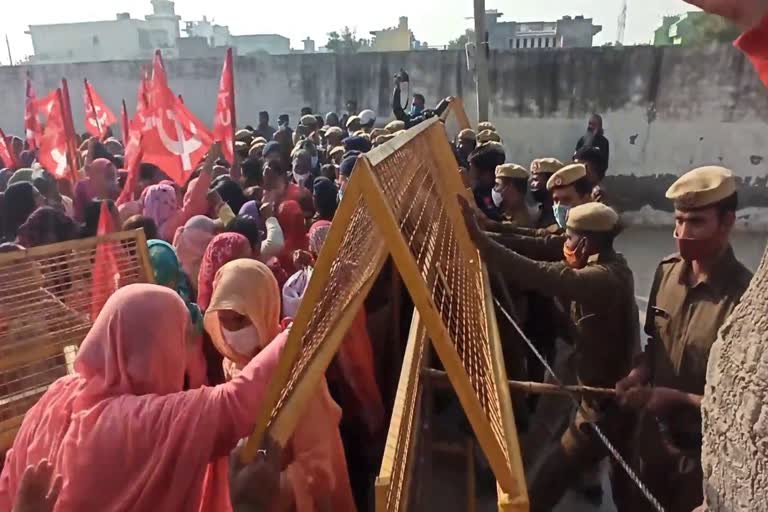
[172,215,219,290]
[16,206,77,248]
[309,220,332,256]
[3,182,38,241]
[143,183,178,230]
[147,239,203,336]
[312,177,337,220]
[276,200,308,275]
[0,285,221,511]
[197,233,252,310]
[203,259,281,366]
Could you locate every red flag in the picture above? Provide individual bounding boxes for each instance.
[84,79,117,139]
[37,91,72,179]
[35,90,58,118]
[24,76,40,150]
[213,48,236,164]
[0,129,18,169]
[60,79,80,175]
[90,201,120,321]
[136,50,212,185]
[116,134,144,205]
[120,100,130,144]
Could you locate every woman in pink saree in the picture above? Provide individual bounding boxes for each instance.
[0,284,286,512]
[205,259,356,512]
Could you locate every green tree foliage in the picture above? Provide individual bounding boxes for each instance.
[325,27,369,54]
[447,30,474,50]
[687,14,741,45]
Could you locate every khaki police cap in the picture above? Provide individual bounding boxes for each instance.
[495,163,529,180]
[375,134,396,146]
[477,129,501,144]
[234,140,248,151]
[665,166,736,209]
[329,146,346,157]
[370,128,388,140]
[251,137,267,146]
[385,120,405,133]
[546,163,587,191]
[458,128,477,141]
[235,129,253,142]
[345,115,361,128]
[248,143,265,157]
[566,202,619,233]
[477,121,496,132]
[325,126,344,138]
[300,115,318,127]
[531,157,564,175]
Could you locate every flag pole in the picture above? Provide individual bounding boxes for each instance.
[121,99,130,144]
[60,78,80,171]
[226,47,239,179]
[56,88,79,184]
[84,78,102,137]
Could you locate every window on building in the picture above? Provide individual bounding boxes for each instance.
[524,38,529,48]
[92,35,100,45]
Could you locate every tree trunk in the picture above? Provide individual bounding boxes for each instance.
[701,248,768,510]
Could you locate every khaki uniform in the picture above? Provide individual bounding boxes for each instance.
[481,235,639,512]
[488,228,566,262]
[499,206,534,229]
[628,248,752,512]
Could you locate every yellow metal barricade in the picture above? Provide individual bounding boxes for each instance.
[243,116,528,511]
[0,229,154,450]
[440,97,473,143]
[375,311,427,512]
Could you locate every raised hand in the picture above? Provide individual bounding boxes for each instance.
[12,459,63,512]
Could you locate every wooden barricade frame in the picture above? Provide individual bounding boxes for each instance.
[243,115,528,511]
[0,229,154,451]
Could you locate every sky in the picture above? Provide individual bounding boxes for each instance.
[0,0,699,64]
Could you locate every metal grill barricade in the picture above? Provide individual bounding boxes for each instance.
[0,229,154,451]
[243,115,528,511]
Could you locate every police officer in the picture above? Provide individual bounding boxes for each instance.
[460,198,639,512]
[492,164,534,228]
[616,166,753,512]
[529,157,564,231]
[486,163,594,261]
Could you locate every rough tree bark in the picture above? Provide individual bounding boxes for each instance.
[701,248,768,511]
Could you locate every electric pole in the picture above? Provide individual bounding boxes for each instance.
[473,0,490,122]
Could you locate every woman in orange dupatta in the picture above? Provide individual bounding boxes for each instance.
[0,284,286,512]
[204,259,356,512]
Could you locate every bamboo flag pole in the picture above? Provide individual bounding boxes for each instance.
[422,368,616,398]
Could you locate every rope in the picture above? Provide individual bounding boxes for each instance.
[492,282,665,512]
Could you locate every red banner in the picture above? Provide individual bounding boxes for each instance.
[90,201,120,321]
[84,79,117,139]
[116,134,144,206]
[37,90,71,179]
[213,48,236,164]
[134,50,212,186]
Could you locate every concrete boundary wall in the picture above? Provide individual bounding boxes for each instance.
[1,45,766,228]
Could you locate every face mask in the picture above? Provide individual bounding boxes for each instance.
[552,203,570,229]
[530,187,549,205]
[221,325,261,358]
[337,188,344,202]
[311,156,319,168]
[491,188,504,208]
[674,231,723,262]
[563,237,587,269]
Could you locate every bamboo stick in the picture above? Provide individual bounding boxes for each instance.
[422,368,616,398]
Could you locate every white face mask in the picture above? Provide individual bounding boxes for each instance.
[491,188,504,208]
[221,325,261,357]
